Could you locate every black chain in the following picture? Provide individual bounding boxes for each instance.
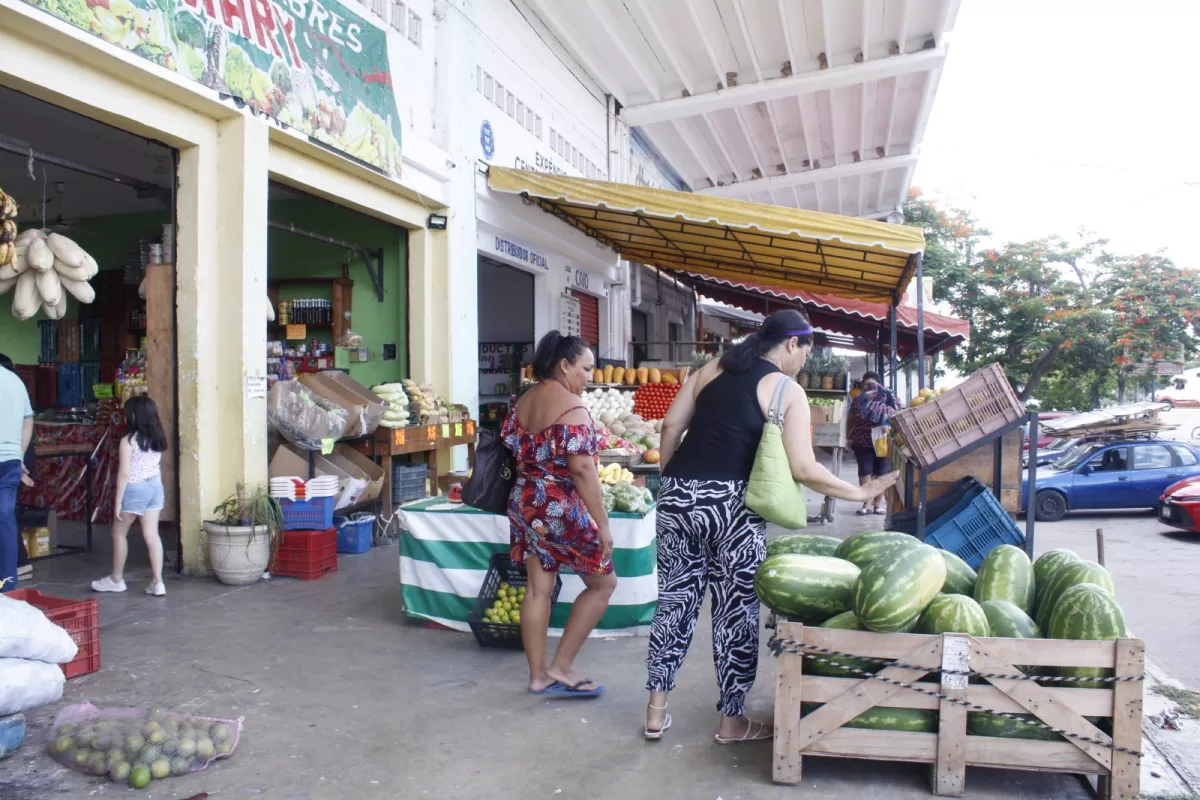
[768,635,1143,758]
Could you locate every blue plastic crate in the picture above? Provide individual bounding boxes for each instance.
[335,516,373,554]
[56,363,83,408]
[923,487,1025,569]
[279,496,335,531]
[0,713,25,760]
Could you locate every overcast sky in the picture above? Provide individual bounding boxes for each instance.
[914,0,1199,267]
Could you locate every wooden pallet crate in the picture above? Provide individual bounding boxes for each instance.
[772,621,1143,798]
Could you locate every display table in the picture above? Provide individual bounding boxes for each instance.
[351,420,478,517]
[398,498,658,636]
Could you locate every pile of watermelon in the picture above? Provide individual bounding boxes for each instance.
[758,533,1125,739]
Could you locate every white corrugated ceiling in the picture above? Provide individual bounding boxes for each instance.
[528,0,958,220]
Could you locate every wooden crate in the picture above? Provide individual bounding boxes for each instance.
[894,429,1023,513]
[772,621,1143,798]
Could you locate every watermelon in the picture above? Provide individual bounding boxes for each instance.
[806,611,879,678]
[754,554,861,623]
[767,534,841,558]
[1035,560,1115,633]
[1032,548,1080,604]
[835,531,918,569]
[1048,583,1126,688]
[974,545,1036,614]
[939,550,978,596]
[980,599,1041,639]
[853,543,947,632]
[967,712,1062,741]
[917,594,990,637]
[802,703,938,733]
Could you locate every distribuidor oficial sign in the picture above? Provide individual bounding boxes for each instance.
[23,0,402,175]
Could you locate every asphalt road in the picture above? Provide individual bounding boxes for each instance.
[1031,508,1200,687]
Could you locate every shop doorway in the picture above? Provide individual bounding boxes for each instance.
[0,85,179,566]
[571,289,599,350]
[477,257,533,430]
[632,309,649,365]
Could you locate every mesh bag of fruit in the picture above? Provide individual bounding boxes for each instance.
[47,702,242,788]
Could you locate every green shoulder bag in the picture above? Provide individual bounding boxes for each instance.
[745,375,807,529]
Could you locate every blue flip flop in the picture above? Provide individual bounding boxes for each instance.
[529,681,565,695]
[543,679,604,698]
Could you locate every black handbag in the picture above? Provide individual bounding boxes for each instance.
[462,427,516,515]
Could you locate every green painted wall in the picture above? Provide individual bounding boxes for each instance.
[0,212,168,364]
[268,196,408,386]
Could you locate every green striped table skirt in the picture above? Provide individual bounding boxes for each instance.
[398,497,657,636]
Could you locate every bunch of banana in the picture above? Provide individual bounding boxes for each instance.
[0,186,18,267]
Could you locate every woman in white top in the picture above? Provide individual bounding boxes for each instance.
[92,396,168,596]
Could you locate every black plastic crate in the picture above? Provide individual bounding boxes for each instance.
[392,462,428,504]
[467,553,562,649]
[80,320,102,362]
[80,362,100,403]
[38,320,57,364]
[56,363,83,408]
[890,477,984,536]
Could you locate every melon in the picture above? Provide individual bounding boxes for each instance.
[801,703,937,733]
[917,594,990,637]
[1035,560,1115,633]
[853,543,947,633]
[967,712,1062,741]
[766,534,841,559]
[1032,548,1080,605]
[754,554,860,624]
[939,550,978,596]
[1048,583,1126,688]
[805,611,878,678]
[835,531,918,570]
[974,545,1036,614]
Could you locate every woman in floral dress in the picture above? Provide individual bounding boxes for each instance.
[502,331,616,697]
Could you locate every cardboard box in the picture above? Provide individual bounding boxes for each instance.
[298,374,370,438]
[809,400,844,424]
[269,443,352,500]
[333,444,385,504]
[314,371,387,436]
[20,527,51,559]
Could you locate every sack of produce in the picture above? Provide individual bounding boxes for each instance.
[267,380,348,449]
[47,701,241,788]
[0,594,78,664]
[0,658,65,717]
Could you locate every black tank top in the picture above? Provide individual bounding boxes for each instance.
[664,358,782,482]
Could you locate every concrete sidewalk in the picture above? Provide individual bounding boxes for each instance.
[0,510,1098,799]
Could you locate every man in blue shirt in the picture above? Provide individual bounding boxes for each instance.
[0,353,33,591]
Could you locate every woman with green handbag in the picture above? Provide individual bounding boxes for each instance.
[642,310,897,743]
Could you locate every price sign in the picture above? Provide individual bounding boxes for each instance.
[285,324,307,341]
[93,384,114,399]
[426,426,437,441]
[392,428,406,446]
[454,423,463,438]
[442,424,451,439]
[320,438,334,455]
[466,420,475,436]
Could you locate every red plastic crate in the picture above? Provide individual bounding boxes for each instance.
[8,589,100,678]
[271,528,337,580]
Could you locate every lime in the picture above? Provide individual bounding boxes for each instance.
[110,760,131,783]
[148,728,167,745]
[128,765,152,789]
[142,721,161,737]
[214,738,233,756]
[87,751,109,776]
[171,756,191,776]
[209,723,230,741]
[72,748,90,767]
[511,612,520,624]
[125,734,146,758]
[499,581,510,590]
[137,744,162,765]
[150,758,171,779]
[50,736,74,755]
[196,738,215,760]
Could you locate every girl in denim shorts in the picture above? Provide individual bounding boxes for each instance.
[92,396,168,596]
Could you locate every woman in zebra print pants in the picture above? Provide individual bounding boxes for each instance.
[643,310,897,743]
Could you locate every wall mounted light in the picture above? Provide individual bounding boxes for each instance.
[427,213,448,229]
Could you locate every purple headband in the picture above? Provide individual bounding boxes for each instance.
[779,327,813,337]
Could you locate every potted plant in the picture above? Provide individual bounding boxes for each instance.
[203,484,282,586]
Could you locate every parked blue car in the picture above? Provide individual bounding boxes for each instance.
[1024,439,1200,521]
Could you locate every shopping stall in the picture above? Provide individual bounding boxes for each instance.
[398,499,657,635]
[0,85,179,560]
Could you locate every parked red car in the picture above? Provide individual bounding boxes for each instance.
[1023,412,1073,451]
[1159,475,1200,532]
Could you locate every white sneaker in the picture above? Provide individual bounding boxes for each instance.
[91,576,127,593]
[145,582,166,597]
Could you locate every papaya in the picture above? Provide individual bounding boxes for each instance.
[637,366,649,385]
[603,364,614,384]
[662,373,678,385]
[649,368,662,384]
[592,368,604,384]
[613,366,626,384]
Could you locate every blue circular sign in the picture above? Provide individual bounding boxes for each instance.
[480,120,495,160]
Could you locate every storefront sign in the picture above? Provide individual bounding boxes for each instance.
[22,0,403,175]
[479,228,550,273]
[565,264,608,299]
[629,129,685,191]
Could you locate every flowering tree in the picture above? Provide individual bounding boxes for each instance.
[905,191,1199,406]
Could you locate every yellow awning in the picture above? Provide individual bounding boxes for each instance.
[487,167,925,303]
